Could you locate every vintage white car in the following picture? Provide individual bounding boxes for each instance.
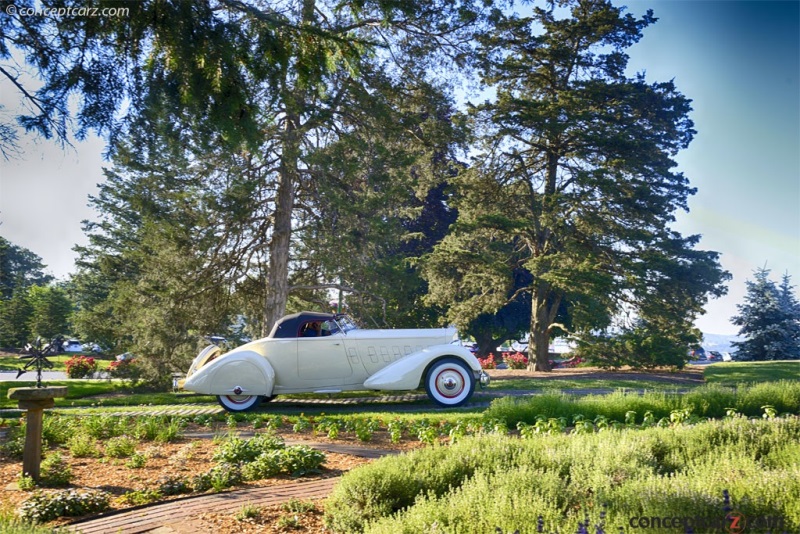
[182,312,489,411]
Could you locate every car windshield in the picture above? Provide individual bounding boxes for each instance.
[330,315,358,334]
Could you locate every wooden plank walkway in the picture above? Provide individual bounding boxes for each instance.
[68,477,338,534]
[67,442,395,534]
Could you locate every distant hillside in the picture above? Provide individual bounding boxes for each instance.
[701,333,742,354]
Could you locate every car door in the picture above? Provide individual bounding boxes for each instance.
[296,333,353,382]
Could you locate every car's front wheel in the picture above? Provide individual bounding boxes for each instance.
[425,357,475,407]
[217,394,261,412]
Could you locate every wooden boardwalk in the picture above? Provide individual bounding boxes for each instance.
[67,477,338,534]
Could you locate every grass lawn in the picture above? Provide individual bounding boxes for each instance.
[487,377,695,391]
[0,380,131,409]
[0,353,114,373]
[0,380,218,410]
[704,360,800,384]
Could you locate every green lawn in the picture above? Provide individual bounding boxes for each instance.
[704,360,800,384]
[487,377,695,391]
[2,360,796,413]
[0,353,113,373]
[0,380,211,410]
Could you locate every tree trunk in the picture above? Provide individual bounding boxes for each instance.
[263,109,300,334]
[528,285,553,372]
[474,333,500,358]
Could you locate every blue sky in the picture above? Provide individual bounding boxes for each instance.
[621,0,800,333]
[0,0,798,335]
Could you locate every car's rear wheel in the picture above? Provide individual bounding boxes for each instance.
[217,394,261,412]
[424,357,475,407]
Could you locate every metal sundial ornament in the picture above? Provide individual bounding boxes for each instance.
[17,337,55,388]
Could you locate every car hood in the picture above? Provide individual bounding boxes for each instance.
[344,326,456,344]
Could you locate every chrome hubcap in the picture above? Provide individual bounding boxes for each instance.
[441,376,458,390]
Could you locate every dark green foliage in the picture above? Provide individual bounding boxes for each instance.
[0,237,52,300]
[16,489,110,524]
[26,285,73,340]
[732,268,800,360]
[0,285,33,347]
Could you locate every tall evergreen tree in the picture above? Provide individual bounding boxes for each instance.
[776,273,800,359]
[0,237,52,299]
[732,268,800,361]
[26,285,73,340]
[423,0,729,370]
[0,285,33,347]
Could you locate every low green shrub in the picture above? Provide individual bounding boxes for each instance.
[81,414,129,440]
[325,436,517,532]
[212,432,285,465]
[1,427,25,459]
[121,488,162,506]
[325,418,800,533]
[39,452,72,487]
[484,382,800,427]
[67,434,101,458]
[283,498,317,514]
[104,436,137,458]
[132,416,184,443]
[241,446,326,480]
[192,463,243,492]
[17,473,36,490]
[16,489,110,523]
[235,503,261,521]
[0,515,68,533]
[41,417,74,447]
[157,475,192,496]
[126,452,147,469]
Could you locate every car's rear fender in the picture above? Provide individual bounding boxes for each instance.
[363,345,481,391]
[182,349,275,397]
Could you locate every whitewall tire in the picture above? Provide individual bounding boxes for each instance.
[424,357,475,407]
[217,394,261,412]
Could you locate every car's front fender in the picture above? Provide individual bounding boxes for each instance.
[363,345,481,391]
[182,350,275,397]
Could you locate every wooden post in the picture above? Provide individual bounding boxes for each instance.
[8,387,68,483]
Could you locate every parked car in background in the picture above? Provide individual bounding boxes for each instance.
[182,311,489,411]
[64,340,84,353]
[707,351,723,361]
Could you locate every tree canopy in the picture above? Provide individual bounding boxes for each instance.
[3,0,732,376]
[422,0,729,369]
